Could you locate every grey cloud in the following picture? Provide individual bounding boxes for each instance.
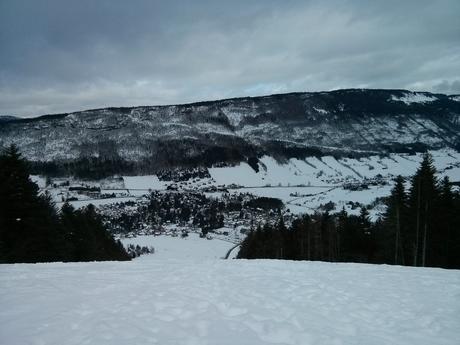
[1,0,459,117]
[433,80,460,94]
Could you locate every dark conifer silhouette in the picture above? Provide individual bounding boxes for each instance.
[383,175,408,265]
[0,146,130,263]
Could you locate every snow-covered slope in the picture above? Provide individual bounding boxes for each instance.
[209,150,460,186]
[1,89,459,168]
[390,92,438,105]
[1,257,459,345]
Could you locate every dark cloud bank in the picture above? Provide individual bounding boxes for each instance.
[1,0,459,117]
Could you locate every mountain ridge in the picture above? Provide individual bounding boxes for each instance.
[5,88,460,122]
[1,88,459,176]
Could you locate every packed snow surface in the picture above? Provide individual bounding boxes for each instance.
[1,255,460,345]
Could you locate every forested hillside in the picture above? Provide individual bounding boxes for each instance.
[1,89,459,178]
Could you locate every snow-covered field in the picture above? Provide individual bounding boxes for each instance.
[209,150,460,188]
[121,233,235,260]
[233,184,392,217]
[1,254,459,345]
[34,150,460,216]
[123,175,167,191]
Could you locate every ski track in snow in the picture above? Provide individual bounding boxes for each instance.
[1,256,460,345]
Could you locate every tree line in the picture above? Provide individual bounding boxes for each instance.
[238,154,460,269]
[0,146,130,263]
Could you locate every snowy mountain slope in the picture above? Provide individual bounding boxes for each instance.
[207,150,460,187]
[1,89,459,168]
[1,257,459,345]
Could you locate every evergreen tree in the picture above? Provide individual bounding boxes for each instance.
[383,175,408,265]
[0,145,65,262]
[0,146,130,263]
[291,214,311,260]
[407,153,438,266]
[435,176,458,268]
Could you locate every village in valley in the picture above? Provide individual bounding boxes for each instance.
[30,149,460,249]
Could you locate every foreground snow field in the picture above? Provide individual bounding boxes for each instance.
[1,255,460,345]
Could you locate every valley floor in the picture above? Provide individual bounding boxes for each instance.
[1,239,460,345]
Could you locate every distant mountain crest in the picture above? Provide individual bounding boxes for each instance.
[1,89,459,174]
[0,115,19,123]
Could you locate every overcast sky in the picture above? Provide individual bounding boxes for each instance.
[1,0,459,117]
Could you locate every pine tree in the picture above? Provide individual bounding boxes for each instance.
[359,207,371,233]
[383,175,407,265]
[435,176,457,268]
[291,214,311,260]
[336,207,348,261]
[0,145,65,262]
[408,153,438,266]
[0,146,130,263]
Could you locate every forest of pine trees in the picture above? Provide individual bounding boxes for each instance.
[238,154,460,269]
[0,146,130,263]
